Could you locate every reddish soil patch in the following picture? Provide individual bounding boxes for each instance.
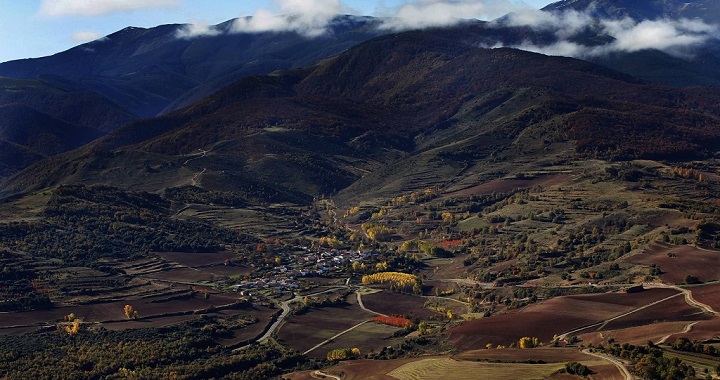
[624,244,720,283]
[362,291,439,319]
[446,289,679,349]
[197,264,253,277]
[453,348,591,362]
[579,322,690,346]
[285,358,417,380]
[277,296,375,356]
[102,315,199,329]
[666,318,720,342]
[549,374,582,380]
[457,349,625,380]
[157,251,237,267]
[587,364,626,380]
[141,268,215,282]
[445,174,571,197]
[0,292,244,330]
[689,283,720,311]
[447,310,592,349]
[316,323,404,360]
[598,293,711,332]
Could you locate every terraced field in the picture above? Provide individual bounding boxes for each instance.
[387,358,568,380]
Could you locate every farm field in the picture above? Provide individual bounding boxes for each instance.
[276,295,376,356]
[361,291,440,319]
[315,322,404,359]
[157,251,238,267]
[387,358,568,380]
[443,174,572,198]
[446,288,682,348]
[688,282,720,311]
[578,321,692,345]
[625,244,720,283]
[284,358,418,380]
[665,318,720,342]
[0,291,249,332]
[453,347,600,362]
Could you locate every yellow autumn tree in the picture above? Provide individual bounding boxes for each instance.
[361,272,422,294]
[326,348,360,361]
[124,304,139,320]
[63,318,81,336]
[518,336,541,349]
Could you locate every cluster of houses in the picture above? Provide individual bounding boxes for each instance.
[231,248,377,294]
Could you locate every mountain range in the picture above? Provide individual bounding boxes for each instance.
[543,0,720,22]
[0,0,719,194]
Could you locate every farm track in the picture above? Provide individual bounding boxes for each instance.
[558,292,684,340]
[234,287,347,352]
[356,289,387,316]
[582,349,634,380]
[655,321,699,345]
[645,283,720,316]
[303,320,370,355]
[311,370,341,380]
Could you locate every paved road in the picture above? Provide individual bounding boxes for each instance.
[233,287,346,351]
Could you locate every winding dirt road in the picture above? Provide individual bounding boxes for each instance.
[655,321,699,345]
[645,283,719,316]
[356,289,387,317]
[558,292,683,340]
[583,349,634,380]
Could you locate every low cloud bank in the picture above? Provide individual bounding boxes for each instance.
[231,0,343,38]
[379,0,521,30]
[500,9,720,58]
[176,0,719,59]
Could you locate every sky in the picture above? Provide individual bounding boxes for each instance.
[0,0,554,63]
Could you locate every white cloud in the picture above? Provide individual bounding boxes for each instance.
[604,18,716,54]
[39,0,178,17]
[500,10,720,58]
[380,0,525,30]
[231,0,343,37]
[176,21,222,39]
[72,30,103,42]
[504,8,593,38]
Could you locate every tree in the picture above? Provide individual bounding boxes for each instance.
[419,322,428,335]
[518,337,540,349]
[565,362,591,376]
[63,318,81,335]
[124,304,139,319]
[684,274,701,284]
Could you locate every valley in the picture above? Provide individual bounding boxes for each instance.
[1,0,720,379]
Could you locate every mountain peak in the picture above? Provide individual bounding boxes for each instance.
[543,0,720,23]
